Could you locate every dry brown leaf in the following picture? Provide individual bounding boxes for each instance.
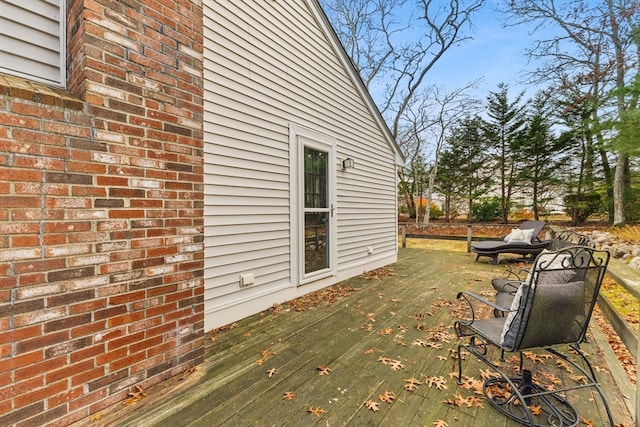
[404,377,421,392]
[422,375,447,391]
[579,416,595,427]
[307,406,327,416]
[377,328,393,336]
[261,349,276,358]
[179,366,196,380]
[282,391,295,400]
[378,356,392,365]
[378,390,395,403]
[390,360,404,371]
[364,400,380,412]
[122,385,147,406]
[316,365,332,376]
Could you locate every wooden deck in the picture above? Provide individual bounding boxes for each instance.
[86,245,635,426]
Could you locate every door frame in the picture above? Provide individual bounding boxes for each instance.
[289,124,337,286]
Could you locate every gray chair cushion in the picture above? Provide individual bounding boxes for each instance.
[500,280,585,350]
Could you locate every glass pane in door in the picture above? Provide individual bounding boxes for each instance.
[303,147,329,274]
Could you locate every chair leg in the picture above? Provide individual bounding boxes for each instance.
[460,339,614,426]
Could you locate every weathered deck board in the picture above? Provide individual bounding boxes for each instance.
[86,247,634,427]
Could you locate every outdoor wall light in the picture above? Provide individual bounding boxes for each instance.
[342,157,355,169]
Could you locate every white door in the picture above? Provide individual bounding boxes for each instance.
[291,125,336,285]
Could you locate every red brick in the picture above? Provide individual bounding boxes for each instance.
[14,380,67,409]
[107,311,144,328]
[70,343,105,364]
[95,347,127,367]
[47,360,94,384]
[109,351,146,372]
[70,298,107,315]
[16,331,69,354]
[48,385,85,409]
[0,324,41,344]
[0,375,43,401]
[146,302,177,318]
[108,290,145,305]
[68,388,106,412]
[14,356,66,382]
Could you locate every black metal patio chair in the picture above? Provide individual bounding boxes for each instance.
[453,246,613,426]
[490,231,596,311]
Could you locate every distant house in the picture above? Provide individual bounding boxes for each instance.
[0,0,402,425]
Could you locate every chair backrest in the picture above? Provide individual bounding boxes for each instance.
[519,220,546,243]
[550,229,594,249]
[500,246,610,351]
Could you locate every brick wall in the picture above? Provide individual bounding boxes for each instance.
[0,0,205,425]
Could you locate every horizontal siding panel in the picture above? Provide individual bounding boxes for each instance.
[0,0,64,86]
[204,270,289,305]
[204,184,288,200]
[205,223,291,238]
[204,0,398,330]
[206,236,290,258]
[204,204,289,217]
[204,214,289,227]
[204,253,290,279]
[204,229,289,247]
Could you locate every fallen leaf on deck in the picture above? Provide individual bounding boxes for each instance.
[261,349,276,358]
[404,377,421,392]
[179,366,196,380]
[379,390,395,403]
[316,365,332,375]
[282,391,295,400]
[122,385,147,406]
[422,375,447,390]
[307,406,327,416]
[390,360,404,371]
[529,405,542,415]
[364,400,380,411]
[579,416,595,426]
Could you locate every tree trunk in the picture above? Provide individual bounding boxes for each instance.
[613,153,627,225]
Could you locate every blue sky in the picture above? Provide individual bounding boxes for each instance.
[425,4,549,102]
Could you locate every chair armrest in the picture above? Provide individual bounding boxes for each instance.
[456,291,513,312]
[500,280,523,293]
[454,291,513,337]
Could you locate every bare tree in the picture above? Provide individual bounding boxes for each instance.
[321,0,485,146]
[504,0,640,224]
[416,84,481,224]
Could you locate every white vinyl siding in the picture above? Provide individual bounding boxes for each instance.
[0,0,65,87]
[203,0,398,330]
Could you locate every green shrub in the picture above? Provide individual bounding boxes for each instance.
[472,198,501,222]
